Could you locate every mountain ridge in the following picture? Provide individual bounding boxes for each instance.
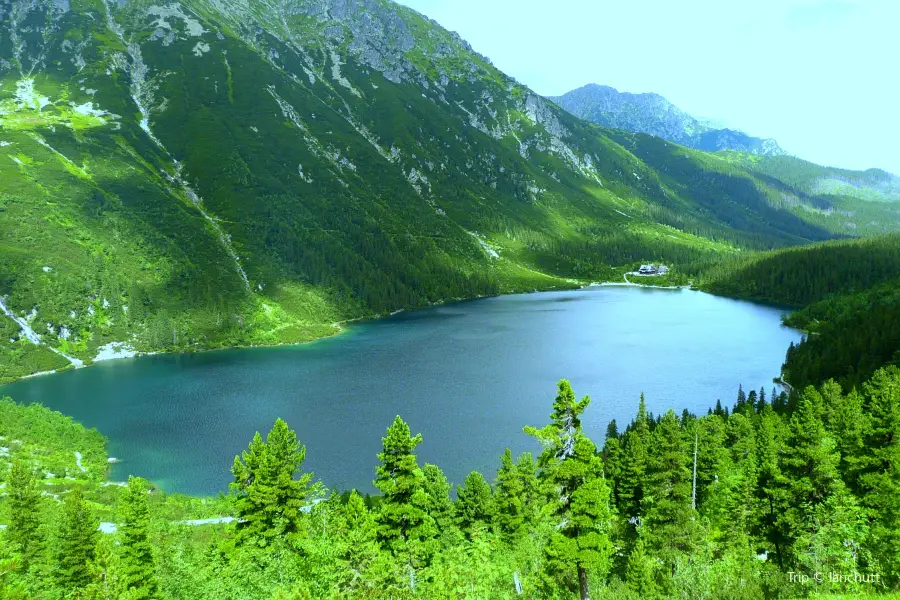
[549,83,785,156]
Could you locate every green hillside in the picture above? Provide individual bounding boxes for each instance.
[698,234,900,392]
[1,0,898,383]
[698,234,900,307]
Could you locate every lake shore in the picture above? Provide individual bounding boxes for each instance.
[3,272,700,385]
[2,281,590,384]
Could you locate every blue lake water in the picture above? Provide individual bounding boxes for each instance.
[0,286,801,496]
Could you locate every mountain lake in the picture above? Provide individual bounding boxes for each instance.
[0,286,802,496]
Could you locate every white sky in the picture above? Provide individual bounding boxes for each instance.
[397,0,900,174]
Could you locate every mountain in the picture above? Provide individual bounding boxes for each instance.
[1,0,898,381]
[549,84,786,156]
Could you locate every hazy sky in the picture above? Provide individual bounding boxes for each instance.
[397,0,899,174]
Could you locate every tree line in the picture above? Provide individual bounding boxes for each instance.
[2,370,898,599]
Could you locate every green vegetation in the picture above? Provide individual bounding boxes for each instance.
[721,153,900,206]
[1,0,899,596]
[2,367,898,599]
[0,397,107,482]
[698,234,900,307]
[782,279,900,392]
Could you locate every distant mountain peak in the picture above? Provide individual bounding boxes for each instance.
[549,83,786,156]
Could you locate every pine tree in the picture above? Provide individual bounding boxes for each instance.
[753,403,788,568]
[231,418,314,545]
[736,384,747,409]
[625,532,657,598]
[494,449,526,540]
[338,490,382,595]
[118,477,158,600]
[516,452,540,527]
[455,471,494,534]
[777,388,842,566]
[373,416,437,563]
[618,394,651,525]
[83,533,121,600]
[53,487,99,593]
[714,399,726,417]
[0,547,27,600]
[794,484,870,591]
[6,459,43,572]
[724,413,758,544]
[605,419,619,440]
[642,410,695,567]
[525,380,614,600]
[858,367,900,581]
[421,464,456,535]
[825,386,870,496]
[702,413,757,553]
[601,432,622,502]
[744,390,758,416]
[694,414,729,512]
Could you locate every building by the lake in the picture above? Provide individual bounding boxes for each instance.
[638,264,669,275]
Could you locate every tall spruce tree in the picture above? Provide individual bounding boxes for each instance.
[53,487,99,593]
[118,477,158,600]
[421,464,456,535]
[494,449,526,540]
[6,459,43,572]
[601,423,623,502]
[777,387,842,566]
[724,413,758,545]
[525,380,614,600]
[825,386,870,496]
[794,484,870,591]
[337,490,382,594]
[455,471,494,534]
[516,452,540,527]
[618,394,651,526]
[625,531,657,598]
[694,414,729,513]
[373,416,437,563]
[859,367,900,582]
[753,403,789,568]
[642,410,695,570]
[736,385,747,410]
[231,418,314,546]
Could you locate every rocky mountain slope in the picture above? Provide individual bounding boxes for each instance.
[1,0,897,381]
[550,84,785,156]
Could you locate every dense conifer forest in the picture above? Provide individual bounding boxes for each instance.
[2,365,899,599]
[698,234,900,393]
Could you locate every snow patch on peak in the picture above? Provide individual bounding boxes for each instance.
[71,102,108,117]
[330,51,362,98]
[146,5,206,37]
[14,79,51,110]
